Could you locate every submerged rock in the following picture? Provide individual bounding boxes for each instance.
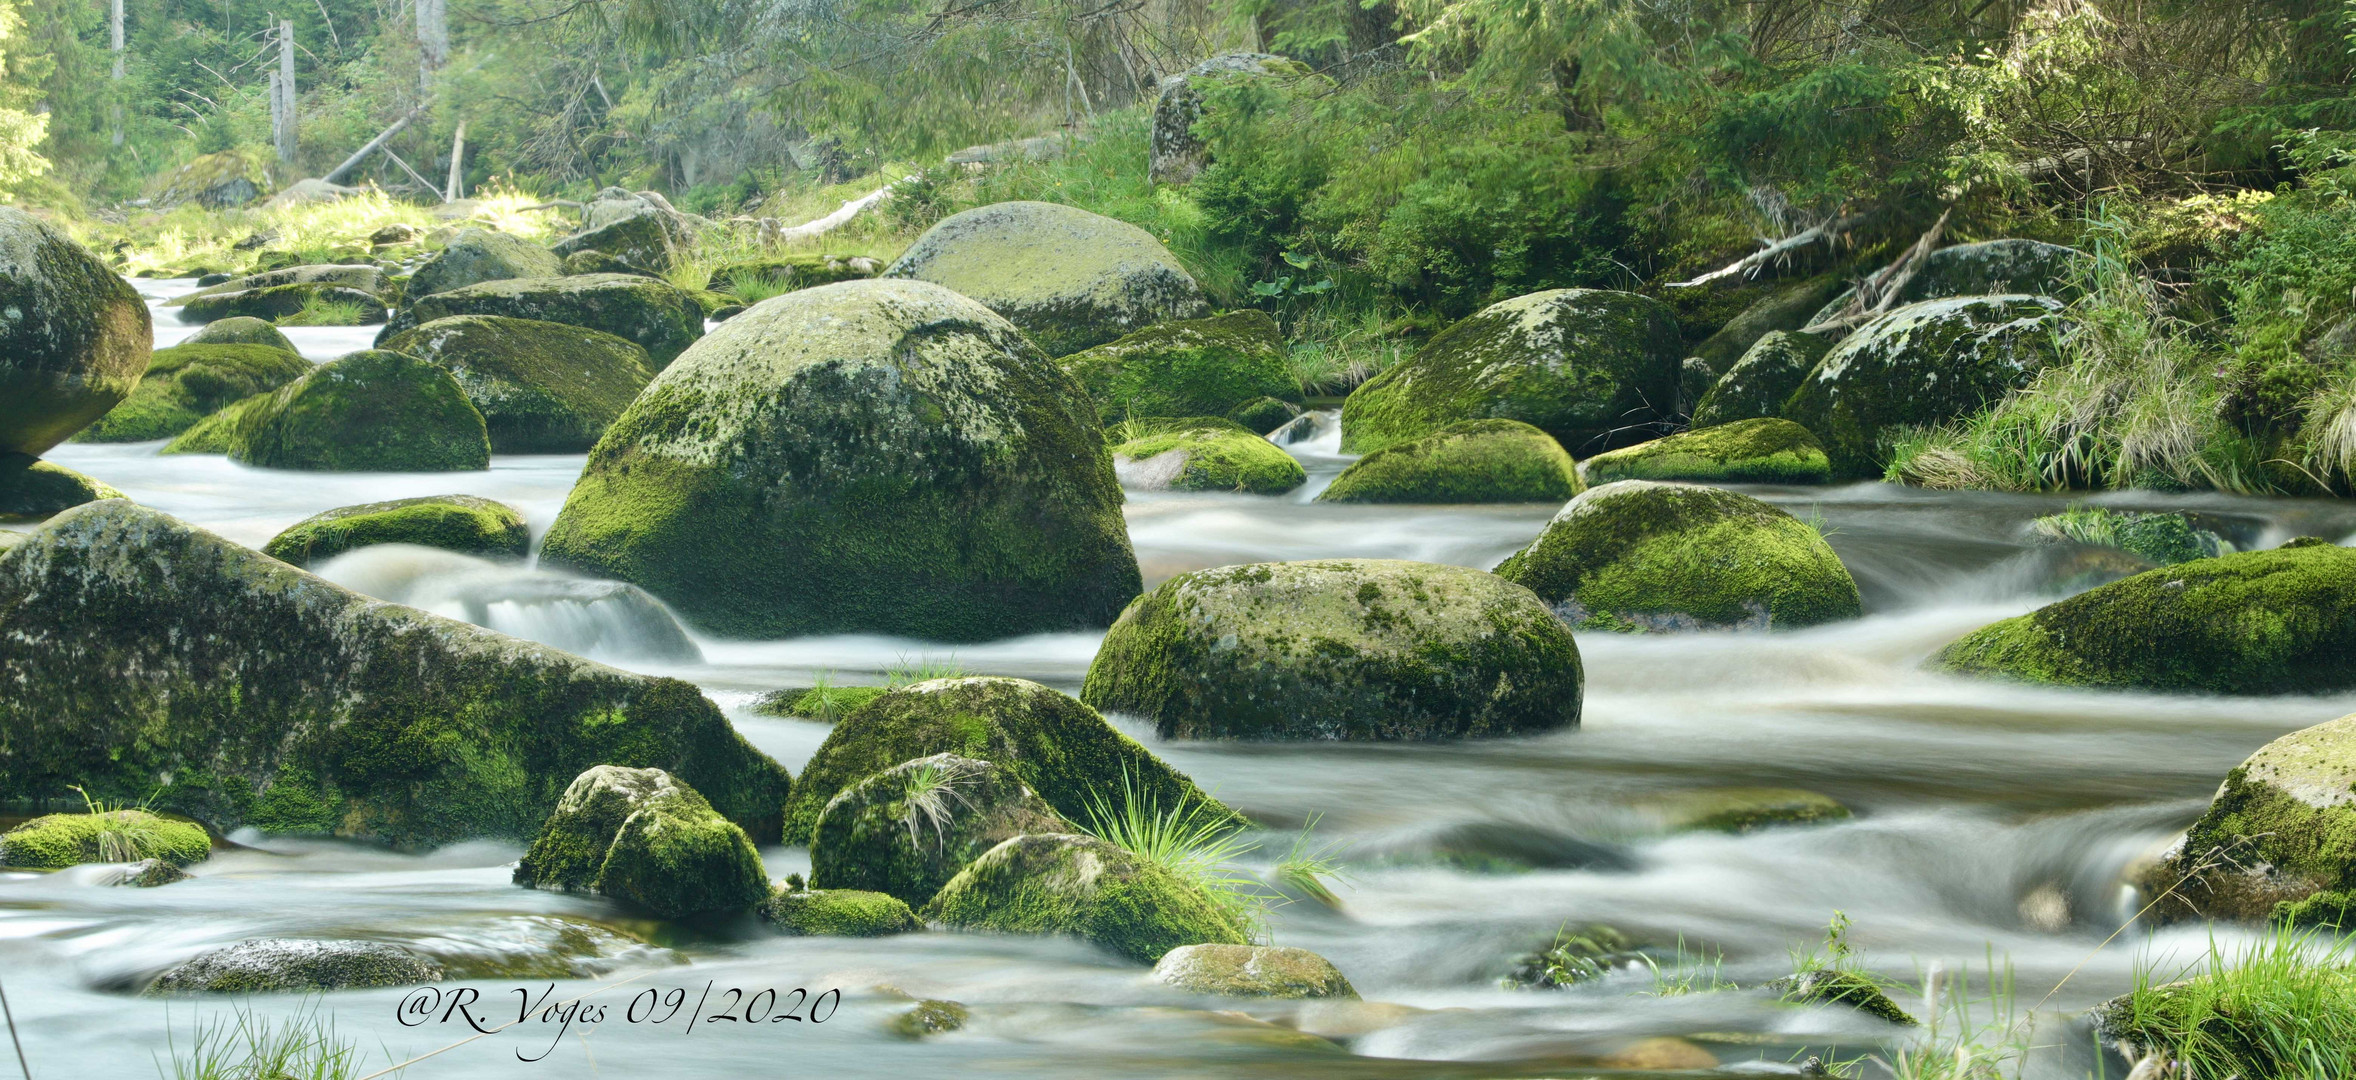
[515,765,769,918]
[1360,820,1636,874]
[810,753,1069,906]
[0,207,152,458]
[1770,969,1918,1026]
[1316,419,1581,504]
[1339,289,1682,456]
[1082,559,1584,740]
[0,501,789,847]
[883,201,1211,356]
[1154,944,1357,999]
[110,858,193,887]
[0,454,126,520]
[388,274,704,368]
[406,227,562,298]
[1060,310,1297,424]
[889,999,970,1037]
[922,833,1250,964]
[1580,418,1832,485]
[162,349,490,471]
[1149,53,1311,186]
[1110,416,1305,494]
[0,809,212,868]
[147,939,443,994]
[1507,925,1649,988]
[1494,480,1861,632]
[181,316,297,352]
[379,315,655,453]
[757,887,923,936]
[540,279,1139,642]
[2135,713,2356,922]
[262,494,529,567]
[779,676,1236,843]
[1934,543,2356,693]
[75,344,311,442]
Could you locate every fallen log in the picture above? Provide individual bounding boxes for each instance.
[323,105,425,185]
[1668,212,1869,289]
[757,175,912,247]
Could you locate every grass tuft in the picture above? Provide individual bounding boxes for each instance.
[2107,927,2356,1080]
[1081,768,1267,939]
[160,998,381,1080]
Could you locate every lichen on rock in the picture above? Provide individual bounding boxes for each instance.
[1316,418,1581,504]
[2133,714,2356,924]
[883,201,1211,356]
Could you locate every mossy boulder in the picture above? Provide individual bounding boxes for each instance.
[710,254,879,297]
[0,809,212,868]
[1228,396,1301,433]
[1494,480,1861,632]
[2027,507,2229,567]
[1688,276,1847,376]
[552,199,707,271]
[1152,944,1357,998]
[406,227,562,298]
[172,264,387,304]
[1149,53,1313,186]
[779,676,1237,844]
[1082,559,1584,740]
[177,283,388,326]
[0,501,791,847]
[379,315,655,453]
[1110,416,1305,494]
[757,887,923,936]
[144,150,271,209]
[1059,310,1297,424]
[1933,544,2356,693]
[883,201,1212,356]
[810,753,1070,906]
[1890,240,2090,306]
[147,940,442,994]
[751,684,891,720]
[1690,330,1832,427]
[1316,419,1581,504]
[539,279,1140,641]
[514,765,769,918]
[161,350,491,471]
[262,494,529,567]
[560,249,660,278]
[75,344,311,442]
[0,454,126,520]
[1783,295,2067,477]
[1339,289,1682,456]
[2133,714,2356,923]
[0,207,151,457]
[386,274,704,369]
[182,317,297,352]
[921,833,1251,964]
[1580,418,1832,485]
[112,858,192,887]
[1770,969,1918,1025]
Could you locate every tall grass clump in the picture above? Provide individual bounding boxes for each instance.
[66,785,175,864]
[1875,957,2027,1080]
[161,1000,377,1080]
[1080,769,1270,938]
[2104,927,2356,1080]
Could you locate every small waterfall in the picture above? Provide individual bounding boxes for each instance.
[312,545,702,664]
[1269,408,1341,449]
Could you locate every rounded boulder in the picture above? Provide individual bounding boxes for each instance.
[1690,330,1831,428]
[1580,418,1832,485]
[76,343,311,442]
[1111,416,1305,494]
[182,316,298,352]
[921,833,1250,964]
[2138,713,2356,922]
[1316,419,1581,504]
[1059,310,1297,424]
[262,494,528,567]
[406,226,563,298]
[883,201,1211,356]
[810,753,1069,906]
[0,207,152,457]
[163,350,490,471]
[514,765,769,919]
[388,273,704,368]
[379,315,654,453]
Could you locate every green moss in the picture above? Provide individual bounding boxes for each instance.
[1227,396,1301,432]
[1933,545,2356,693]
[1110,416,1305,494]
[889,999,970,1037]
[262,494,529,567]
[381,315,654,453]
[0,206,152,458]
[757,888,922,936]
[1081,558,1585,740]
[1690,330,1833,427]
[247,764,342,834]
[809,753,1068,905]
[750,685,890,719]
[1153,944,1358,998]
[182,317,297,352]
[1493,480,1861,631]
[0,454,126,520]
[1581,418,1832,485]
[1060,310,1297,424]
[920,832,1249,963]
[0,809,212,868]
[778,676,1237,844]
[385,273,704,368]
[1507,925,1646,988]
[159,393,269,454]
[538,279,1140,642]
[514,766,770,918]
[1317,418,1581,504]
[179,283,387,326]
[1339,289,1683,456]
[711,255,878,298]
[2028,507,2227,567]
[408,227,562,298]
[168,350,491,472]
[76,344,311,442]
[1772,969,1918,1026]
[2273,890,2355,929]
[145,939,443,994]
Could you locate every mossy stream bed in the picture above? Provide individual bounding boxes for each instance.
[7,281,2356,1077]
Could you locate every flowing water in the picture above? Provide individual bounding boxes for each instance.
[6,281,2356,1078]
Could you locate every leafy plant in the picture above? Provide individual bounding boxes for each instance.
[1080,767,1266,938]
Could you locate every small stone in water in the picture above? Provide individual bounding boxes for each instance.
[110,859,190,887]
[889,999,968,1038]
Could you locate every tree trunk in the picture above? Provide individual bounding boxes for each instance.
[445,121,466,201]
[109,0,124,148]
[417,0,449,93]
[275,21,297,166]
[1554,58,1600,132]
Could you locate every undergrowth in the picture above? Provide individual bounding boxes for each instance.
[2107,928,2356,1080]
[160,999,387,1080]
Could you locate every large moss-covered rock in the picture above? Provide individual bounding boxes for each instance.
[1890,240,2090,306]
[779,676,1236,844]
[757,887,922,936]
[2135,714,2356,922]
[406,227,562,298]
[161,350,490,472]
[552,192,708,271]
[75,344,310,442]
[379,315,654,453]
[1111,417,1305,494]
[387,274,704,368]
[1082,559,1584,740]
[1690,330,1832,427]
[177,283,389,326]
[0,454,125,520]
[262,494,529,567]
[1339,290,1682,456]
[1934,543,2356,693]
[1153,943,1357,998]
[1149,53,1312,186]
[514,766,768,918]
[883,201,1211,356]
[1494,480,1861,631]
[810,753,1069,906]
[709,254,878,298]
[922,833,1250,963]
[0,809,212,868]
[182,316,297,352]
[540,279,1139,641]
[1783,295,2067,477]
[148,940,441,994]
[1688,277,1846,376]
[1317,419,1580,504]
[1580,418,1832,485]
[1059,310,1296,424]
[0,207,151,457]
[144,150,270,209]
[0,501,791,847]
[172,264,387,304]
